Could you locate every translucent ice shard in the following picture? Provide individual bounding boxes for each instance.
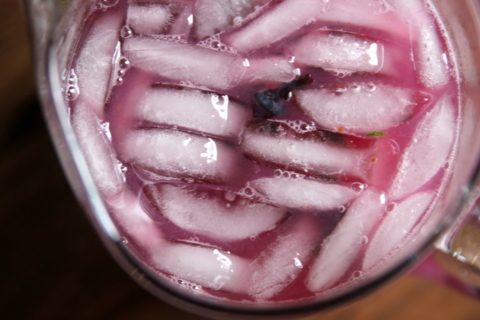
[294,84,414,135]
[306,188,385,291]
[72,103,123,196]
[133,87,250,138]
[123,37,246,90]
[363,191,435,271]
[245,217,321,300]
[389,95,456,200]
[117,129,242,183]
[145,184,286,241]
[224,0,330,53]
[251,177,356,212]
[75,9,124,117]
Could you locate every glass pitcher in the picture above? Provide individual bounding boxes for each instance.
[24,0,480,318]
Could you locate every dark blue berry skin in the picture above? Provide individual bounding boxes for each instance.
[253,89,288,118]
[252,74,313,119]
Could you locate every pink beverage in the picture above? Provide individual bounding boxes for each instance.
[68,0,458,304]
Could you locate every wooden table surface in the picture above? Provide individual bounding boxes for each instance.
[2,1,480,319]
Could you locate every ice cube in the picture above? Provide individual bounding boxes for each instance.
[153,241,250,292]
[242,56,298,84]
[224,0,330,53]
[127,4,171,35]
[389,1,449,87]
[146,184,286,241]
[389,95,456,200]
[71,103,123,197]
[116,129,241,183]
[314,0,410,39]
[123,37,246,90]
[412,13,450,87]
[193,0,269,39]
[362,191,435,271]
[241,124,372,180]
[133,87,250,138]
[294,84,415,135]
[289,31,385,74]
[306,188,385,292]
[75,9,124,117]
[245,217,321,300]
[251,177,356,212]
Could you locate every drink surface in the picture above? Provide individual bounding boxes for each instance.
[68,0,459,304]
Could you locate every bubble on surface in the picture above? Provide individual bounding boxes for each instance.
[360,235,369,245]
[351,182,365,193]
[120,25,133,38]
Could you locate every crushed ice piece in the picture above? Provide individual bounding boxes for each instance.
[123,37,246,90]
[154,241,250,292]
[117,129,241,182]
[363,191,435,271]
[294,84,415,135]
[75,9,124,117]
[193,0,269,39]
[127,4,171,34]
[72,103,123,196]
[306,188,385,291]
[133,87,250,138]
[147,184,286,241]
[224,0,330,53]
[241,125,372,180]
[289,31,385,73]
[245,217,321,300]
[389,94,456,200]
[251,177,356,211]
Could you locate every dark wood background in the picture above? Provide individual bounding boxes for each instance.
[2,1,480,319]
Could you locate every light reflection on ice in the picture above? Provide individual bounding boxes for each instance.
[201,138,218,163]
[211,94,229,120]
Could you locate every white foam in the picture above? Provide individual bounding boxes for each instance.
[123,37,246,90]
[127,4,171,35]
[148,184,286,241]
[72,103,123,197]
[133,87,250,138]
[75,10,123,117]
[294,84,414,135]
[117,129,239,183]
[241,125,372,180]
[389,94,456,200]
[363,191,435,271]
[306,188,385,291]
[251,177,356,212]
[246,217,321,300]
[289,31,385,74]
[224,0,330,53]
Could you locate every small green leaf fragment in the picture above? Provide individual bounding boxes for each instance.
[366,131,386,137]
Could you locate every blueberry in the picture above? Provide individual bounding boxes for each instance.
[253,89,287,118]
